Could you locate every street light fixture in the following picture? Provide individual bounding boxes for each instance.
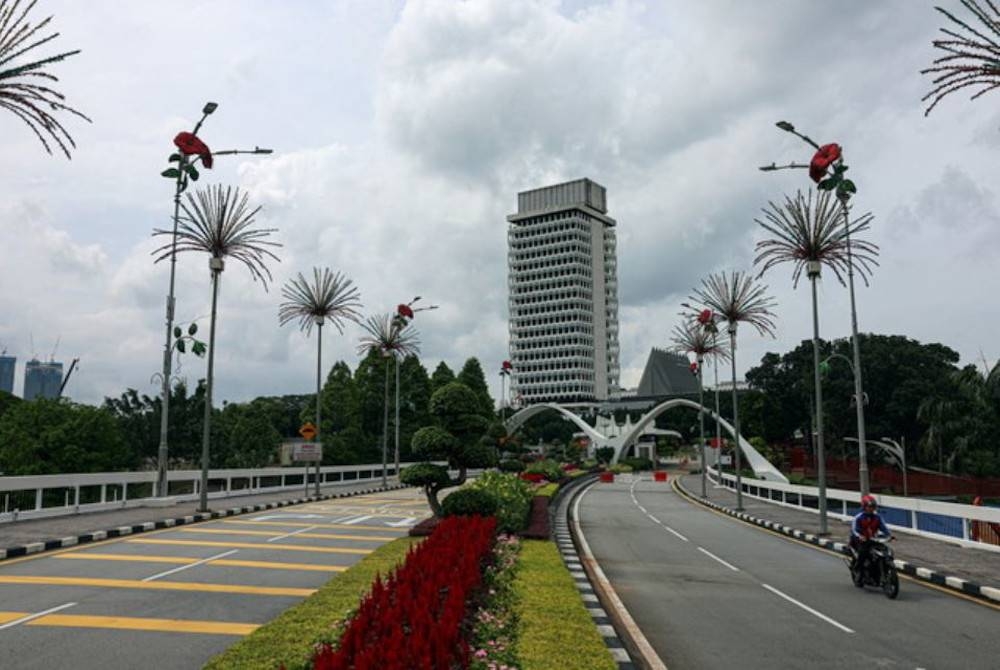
[393,297,438,477]
[154,102,272,499]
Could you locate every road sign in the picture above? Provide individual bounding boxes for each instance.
[292,442,323,462]
[299,422,317,441]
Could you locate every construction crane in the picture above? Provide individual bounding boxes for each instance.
[57,358,79,397]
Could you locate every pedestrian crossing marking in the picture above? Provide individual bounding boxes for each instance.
[177,527,397,542]
[55,553,346,572]
[128,538,372,555]
[0,611,259,636]
[0,575,314,597]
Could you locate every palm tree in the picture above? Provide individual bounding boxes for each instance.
[687,271,776,510]
[153,184,279,512]
[279,268,362,495]
[670,320,729,497]
[357,313,419,487]
[921,0,1000,115]
[754,189,878,532]
[0,0,90,157]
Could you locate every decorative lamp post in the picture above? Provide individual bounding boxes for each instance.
[761,120,876,497]
[391,298,437,476]
[153,102,272,499]
[499,360,513,421]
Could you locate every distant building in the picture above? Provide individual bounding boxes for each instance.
[0,354,14,395]
[507,178,620,404]
[635,348,699,397]
[24,359,63,400]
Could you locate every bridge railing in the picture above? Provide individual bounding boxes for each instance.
[708,468,1000,553]
[0,463,403,523]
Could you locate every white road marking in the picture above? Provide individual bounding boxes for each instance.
[630,479,688,542]
[342,515,374,525]
[385,517,417,527]
[697,546,740,572]
[761,584,854,634]
[0,602,76,631]
[142,550,239,582]
[267,526,317,542]
[251,514,324,522]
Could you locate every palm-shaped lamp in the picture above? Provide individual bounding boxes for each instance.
[670,320,729,498]
[153,184,279,512]
[279,268,362,495]
[754,189,878,532]
[0,0,90,157]
[921,1,1000,115]
[358,313,420,487]
[686,270,776,510]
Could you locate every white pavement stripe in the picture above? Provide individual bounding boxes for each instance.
[0,602,76,631]
[761,584,854,634]
[697,546,740,572]
[267,526,318,542]
[141,550,239,582]
[342,515,374,525]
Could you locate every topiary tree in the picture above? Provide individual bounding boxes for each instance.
[403,381,491,515]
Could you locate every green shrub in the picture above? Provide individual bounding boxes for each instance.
[499,459,526,473]
[469,471,533,533]
[536,483,558,498]
[204,538,417,670]
[524,459,562,482]
[441,487,499,517]
[514,540,617,670]
[620,457,652,471]
[399,462,450,487]
[609,463,633,474]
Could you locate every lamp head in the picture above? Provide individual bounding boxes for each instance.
[253,147,273,155]
[202,102,218,115]
[776,120,795,132]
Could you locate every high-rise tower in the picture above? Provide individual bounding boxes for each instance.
[24,359,63,400]
[0,353,14,395]
[507,178,620,403]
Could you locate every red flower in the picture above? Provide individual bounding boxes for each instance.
[689,362,699,375]
[697,309,714,325]
[502,360,512,370]
[397,304,414,319]
[809,143,841,183]
[173,132,213,168]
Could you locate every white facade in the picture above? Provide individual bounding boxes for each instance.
[507,178,620,403]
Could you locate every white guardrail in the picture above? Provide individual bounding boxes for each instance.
[708,468,1000,553]
[0,463,405,524]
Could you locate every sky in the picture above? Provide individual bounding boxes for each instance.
[1,0,997,408]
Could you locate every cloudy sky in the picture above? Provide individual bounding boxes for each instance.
[1,0,996,407]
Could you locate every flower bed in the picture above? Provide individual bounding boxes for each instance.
[310,515,497,669]
[469,534,521,670]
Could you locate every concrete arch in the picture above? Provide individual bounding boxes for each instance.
[504,403,605,445]
[618,398,787,483]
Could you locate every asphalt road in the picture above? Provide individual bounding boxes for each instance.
[0,488,430,669]
[578,476,1000,670]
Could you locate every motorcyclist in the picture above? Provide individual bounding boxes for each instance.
[849,494,894,574]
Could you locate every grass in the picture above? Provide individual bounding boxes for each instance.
[203,537,418,670]
[513,540,617,670]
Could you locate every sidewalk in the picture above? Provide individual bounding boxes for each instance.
[677,473,1000,603]
[0,480,402,560]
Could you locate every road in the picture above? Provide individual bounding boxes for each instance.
[577,477,1000,670]
[0,488,431,669]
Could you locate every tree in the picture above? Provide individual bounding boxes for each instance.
[153,184,279,511]
[0,390,21,421]
[402,381,492,515]
[0,399,130,475]
[457,357,494,419]
[397,355,432,463]
[215,404,280,468]
[430,362,455,394]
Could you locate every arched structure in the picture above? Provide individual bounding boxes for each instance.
[505,399,787,483]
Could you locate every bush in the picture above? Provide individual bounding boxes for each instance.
[620,457,652,471]
[469,471,533,533]
[525,459,563,482]
[536,483,559,498]
[400,462,450,488]
[442,487,499,518]
[499,459,526,473]
[595,447,615,464]
[609,463,633,474]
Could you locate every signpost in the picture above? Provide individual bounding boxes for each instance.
[297,423,320,496]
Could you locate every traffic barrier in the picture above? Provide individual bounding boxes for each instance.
[599,472,614,483]
[654,471,668,482]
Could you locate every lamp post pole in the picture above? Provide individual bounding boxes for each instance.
[154,102,271,500]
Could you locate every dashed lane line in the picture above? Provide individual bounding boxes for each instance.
[142,550,239,582]
[177,527,398,542]
[697,546,740,572]
[628,478,689,542]
[0,575,315,597]
[761,583,854,634]
[127,538,373,555]
[0,612,259,636]
[55,553,346,572]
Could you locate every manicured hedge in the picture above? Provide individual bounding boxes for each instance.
[203,538,417,670]
[514,540,617,670]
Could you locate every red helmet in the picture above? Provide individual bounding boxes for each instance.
[861,494,877,510]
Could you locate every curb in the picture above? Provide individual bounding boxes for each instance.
[0,483,407,563]
[553,481,639,670]
[672,478,1000,606]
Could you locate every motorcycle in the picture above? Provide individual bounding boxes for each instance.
[847,537,899,599]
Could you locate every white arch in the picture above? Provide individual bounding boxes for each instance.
[504,403,606,445]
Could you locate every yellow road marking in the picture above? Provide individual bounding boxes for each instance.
[0,575,315,597]
[13,612,259,635]
[55,553,345,572]
[179,527,397,542]
[224,519,406,532]
[0,612,27,624]
[128,538,372,555]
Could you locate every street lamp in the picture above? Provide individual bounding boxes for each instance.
[392,298,436,479]
[154,102,271,499]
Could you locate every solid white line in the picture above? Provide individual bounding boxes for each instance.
[142,550,239,582]
[0,602,76,631]
[342,515,374,525]
[267,526,317,543]
[697,546,740,572]
[761,583,854,633]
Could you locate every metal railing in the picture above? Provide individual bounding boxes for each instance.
[0,463,402,523]
[708,467,1000,553]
